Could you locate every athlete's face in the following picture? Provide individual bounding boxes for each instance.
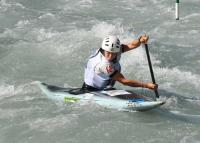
[104,51,117,61]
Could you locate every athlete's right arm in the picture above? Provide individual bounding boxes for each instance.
[122,35,149,53]
[111,72,157,91]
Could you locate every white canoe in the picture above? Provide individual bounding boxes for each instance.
[37,81,165,112]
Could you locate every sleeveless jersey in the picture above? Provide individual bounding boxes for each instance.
[84,49,121,90]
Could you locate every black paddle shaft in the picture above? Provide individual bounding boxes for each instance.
[144,44,159,98]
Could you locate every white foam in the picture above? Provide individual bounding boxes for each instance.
[37,28,58,41]
[0,84,14,100]
[141,66,200,97]
[164,96,178,109]
[27,28,59,42]
[0,28,16,38]
[0,108,27,119]
[0,0,25,12]
[180,131,199,143]
[0,82,41,101]
[170,110,200,118]
[188,30,199,35]
[0,0,12,11]
[38,13,55,19]
[91,22,118,39]
[182,13,200,20]
[29,114,78,132]
[156,67,200,94]
[14,2,25,9]
[78,0,93,8]
[15,20,30,28]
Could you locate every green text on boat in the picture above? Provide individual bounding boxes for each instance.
[64,97,80,103]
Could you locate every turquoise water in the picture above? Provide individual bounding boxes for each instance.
[0,0,200,142]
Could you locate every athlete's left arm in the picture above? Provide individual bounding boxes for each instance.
[121,35,149,53]
[111,71,157,90]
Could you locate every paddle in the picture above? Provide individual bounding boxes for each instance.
[144,44,159,98]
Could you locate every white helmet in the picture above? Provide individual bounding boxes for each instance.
[101,35,121,53]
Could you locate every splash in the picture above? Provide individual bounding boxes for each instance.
[0,84,14,100]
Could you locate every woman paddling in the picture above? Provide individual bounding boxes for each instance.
[82,35,157,92]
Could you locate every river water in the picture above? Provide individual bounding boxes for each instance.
[0,0,200,142]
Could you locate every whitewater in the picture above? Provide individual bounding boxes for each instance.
[0,0,200,142]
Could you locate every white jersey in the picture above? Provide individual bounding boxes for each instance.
[84,49,121,90]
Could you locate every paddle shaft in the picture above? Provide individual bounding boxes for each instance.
[144,44,159,98]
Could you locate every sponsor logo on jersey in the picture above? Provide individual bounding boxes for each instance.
[106,65,114,73]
